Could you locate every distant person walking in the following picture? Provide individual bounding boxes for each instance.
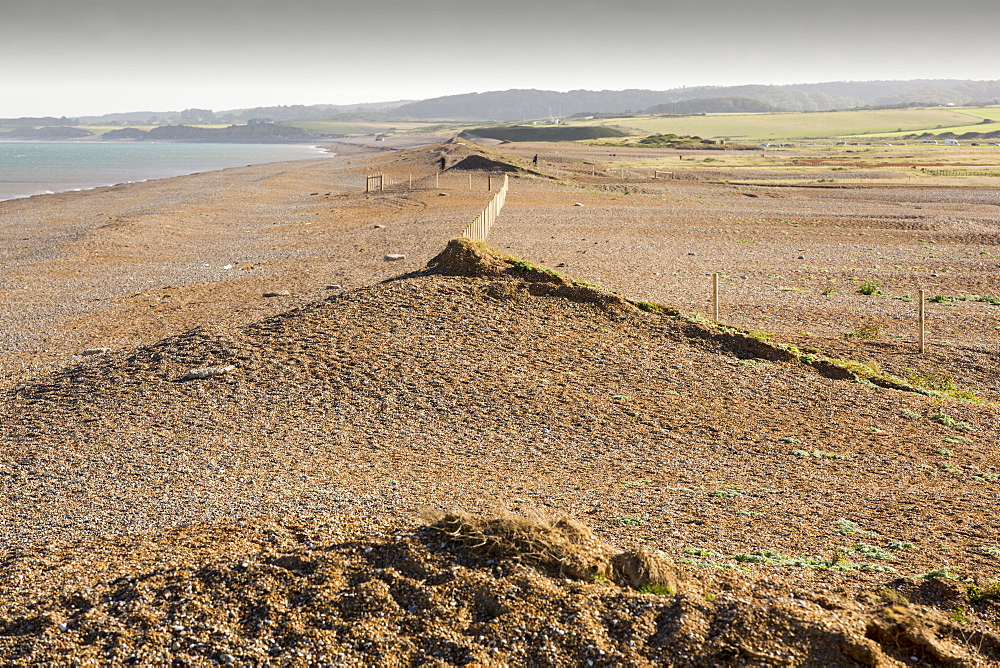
[532,154,538,167]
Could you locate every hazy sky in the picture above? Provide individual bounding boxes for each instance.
[3,0,998,117]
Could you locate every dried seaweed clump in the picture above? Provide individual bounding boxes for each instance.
[865,602,1000,666]
[611,548,687,593]
[427,510,611,582]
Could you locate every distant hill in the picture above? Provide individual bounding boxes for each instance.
[0,126,93,139]
[0,116,80,127]
[395,80,1000,120]
[73,100,413,126]
[7,80,1000,128]
[396,89,678,121]
[102,124,314,142]
[645,97,784,114]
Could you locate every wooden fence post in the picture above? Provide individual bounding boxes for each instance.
[918,289,926,353]
[712,272,720,321]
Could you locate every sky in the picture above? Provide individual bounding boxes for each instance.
[3,0,999,118]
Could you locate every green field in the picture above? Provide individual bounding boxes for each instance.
[283,121,372,135]
[962,107,1000,121]
[283,120,441,136]
[574,107,1000,141]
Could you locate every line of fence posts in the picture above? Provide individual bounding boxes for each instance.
[460,174,509,242]
[709,274,929,354]
[368,165,676,193]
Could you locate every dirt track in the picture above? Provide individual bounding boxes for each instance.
[1,140,998,665]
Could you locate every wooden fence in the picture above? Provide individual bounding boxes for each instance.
[461,174,509,242]
[922,169,1000,177]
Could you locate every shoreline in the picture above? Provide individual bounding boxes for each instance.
[0,144,482,387]
[0,140,337,203]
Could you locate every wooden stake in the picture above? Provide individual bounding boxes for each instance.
[469,173,472,190]
[918,289,926,353]
[409,173,412,189]
[488,175,492,191]
[436,172,439,188]
[712,272,720,321]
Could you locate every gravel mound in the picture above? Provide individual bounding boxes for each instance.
[3,515,997,666]
[3,232,1000,665]
[425,238,510,277]
[446,154,528,174]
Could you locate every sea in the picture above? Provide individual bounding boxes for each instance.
[0,141,329,202]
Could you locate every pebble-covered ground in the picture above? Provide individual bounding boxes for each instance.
[1,140,998,665]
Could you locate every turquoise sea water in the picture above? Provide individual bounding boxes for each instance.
[0,141,328,202]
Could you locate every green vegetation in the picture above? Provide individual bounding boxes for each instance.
[969,581,1000,603]
[731,549,896,573]
[931,412,974,431]
[834,519,878,537]
[615,515,643,526]
[636,133,713,148]
[708,490,742,498]
[808,354,981,403]
[856,280,882,296]
[929,293,1000,305]
[921,566,958,580]
[887,541,916,550]
[676,558,751,572]
[636,300,666,313]
[844,321,885,339]
[577,107,985,141]
[509,260,560,276]
[639,584,675,595]
[906,370,961,394]
[793,450,845,459]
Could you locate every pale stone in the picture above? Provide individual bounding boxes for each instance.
[182,365,236,381]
